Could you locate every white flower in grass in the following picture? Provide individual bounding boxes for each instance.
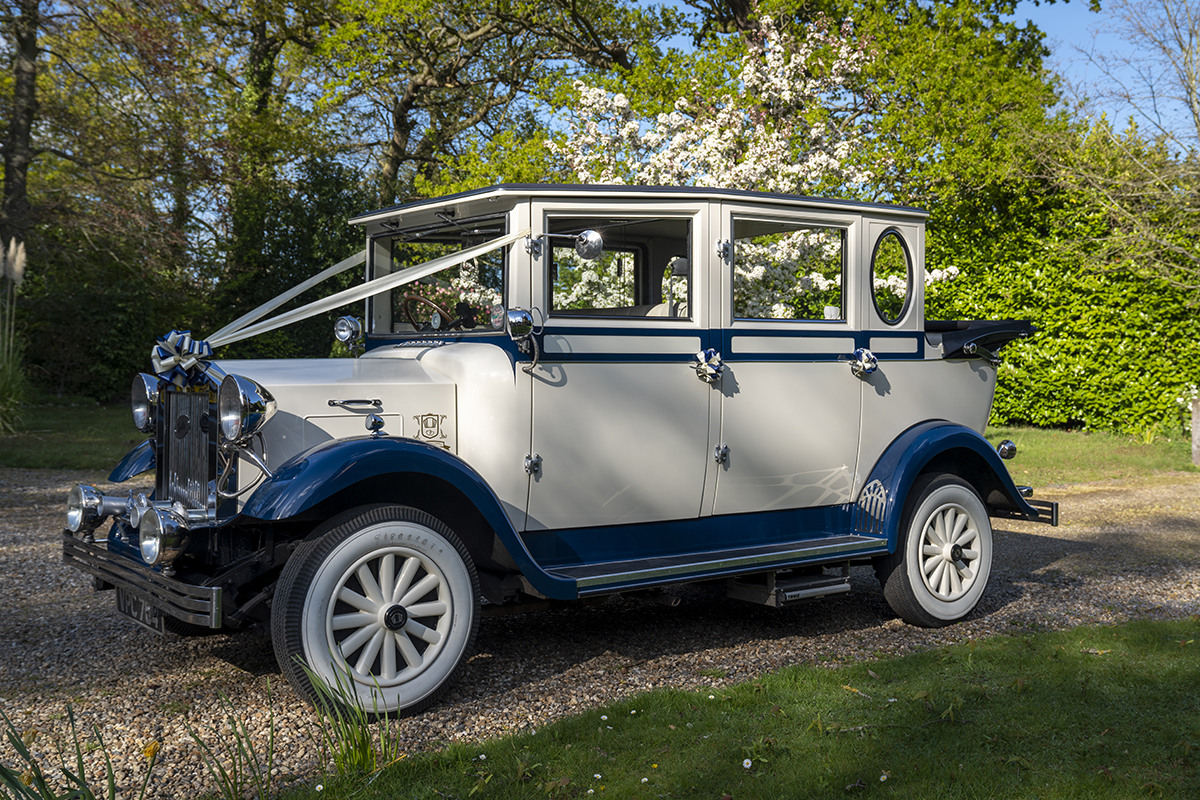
[743,759,752,769]
[642,777,649,783]
[594,773,602,779]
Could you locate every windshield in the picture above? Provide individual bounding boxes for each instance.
[368,213,508,336]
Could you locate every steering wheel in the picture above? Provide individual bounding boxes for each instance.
[403,295,458,331]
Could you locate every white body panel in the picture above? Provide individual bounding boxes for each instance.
[526,359,712,529]
[525,197,713,530]
[855,358,997,497]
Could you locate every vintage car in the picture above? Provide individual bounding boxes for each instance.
[63,184,1057,716]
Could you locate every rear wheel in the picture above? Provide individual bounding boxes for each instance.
[272,505,479,717]
[876,474,993,627]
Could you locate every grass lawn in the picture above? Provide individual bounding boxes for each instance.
[279,618,1200,800]
[0,396,145,472]
[985,425,1196,488]
[1,397,1196,484]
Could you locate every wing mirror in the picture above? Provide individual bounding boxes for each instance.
[530,229,604,260]
[507,309,534,340]
[574,230,604,260]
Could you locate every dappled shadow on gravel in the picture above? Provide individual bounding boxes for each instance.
[2,468,1199,797]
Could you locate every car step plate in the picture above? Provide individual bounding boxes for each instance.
[727,566,852,608]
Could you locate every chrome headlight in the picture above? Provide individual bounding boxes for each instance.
[334,316,362,343]
[131,373,160,433]
[139,505,189,566]
[218,374,276,443]
[66,483,103,533]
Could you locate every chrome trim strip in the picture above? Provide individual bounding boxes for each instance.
[62,534,222,628]
[566,535,884,592]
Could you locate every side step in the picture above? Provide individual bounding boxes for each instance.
[727,565,851,608]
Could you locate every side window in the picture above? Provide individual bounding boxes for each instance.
[871,230,913,325]
[733,218,845,321]
[548,216,692,318]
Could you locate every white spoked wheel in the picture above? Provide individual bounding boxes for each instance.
[878,474,993,628]
[273,505,479,717]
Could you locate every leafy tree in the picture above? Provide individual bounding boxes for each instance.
[1039,0,1200,296]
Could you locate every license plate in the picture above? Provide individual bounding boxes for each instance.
[116,587,165,635]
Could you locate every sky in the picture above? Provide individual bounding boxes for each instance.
[1011,0,1131,93]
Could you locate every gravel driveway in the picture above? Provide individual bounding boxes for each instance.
[2,468,1198,797]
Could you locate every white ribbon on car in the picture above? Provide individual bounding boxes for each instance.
[150,227,531,386]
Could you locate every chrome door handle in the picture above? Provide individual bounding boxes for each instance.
[328,398,382,409]
[848,348,877,379]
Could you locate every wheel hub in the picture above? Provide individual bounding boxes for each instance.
[382,604,409,631]
[949,543,964,563]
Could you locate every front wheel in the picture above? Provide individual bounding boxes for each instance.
[272,505,480,717]
[876,474,993,628]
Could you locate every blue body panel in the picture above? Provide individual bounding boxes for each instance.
[108,439,155,482]
[238,436,575,599]
[860,421,1041,550]
[521,504,868,567]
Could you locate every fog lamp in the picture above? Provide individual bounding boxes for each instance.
[139,505,190,566]
[66,483,103,533]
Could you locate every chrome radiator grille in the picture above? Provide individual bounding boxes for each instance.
[158,390,212,508]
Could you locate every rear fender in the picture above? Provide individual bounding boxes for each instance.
[857,421,1042,551]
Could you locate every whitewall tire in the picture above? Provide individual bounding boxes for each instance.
[877,474,993,628]
[272,505,479,717]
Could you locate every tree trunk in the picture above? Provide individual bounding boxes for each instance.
[3,0,40,245]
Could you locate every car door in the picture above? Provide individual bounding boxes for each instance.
[524,201,716,536]
[710,203,865,517]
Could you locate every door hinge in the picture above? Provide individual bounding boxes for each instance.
[715,239,731,260]
[524,453,542,475]
[714,444,730,464]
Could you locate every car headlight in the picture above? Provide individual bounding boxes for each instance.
[218,374,277,443]
[139,505,189,566]
[66,483,102,533]
[131,373,159,433]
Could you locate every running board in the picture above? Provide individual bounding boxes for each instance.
[547,535,884,596]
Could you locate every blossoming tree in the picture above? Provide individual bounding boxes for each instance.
[548,15,956,315]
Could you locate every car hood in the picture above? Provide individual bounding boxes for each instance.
[213,356,458,467]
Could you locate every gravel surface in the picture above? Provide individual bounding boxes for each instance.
[2,467,1198,797]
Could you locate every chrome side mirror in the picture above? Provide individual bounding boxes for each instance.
[507,309,534,341]
[574,229,604,260]
[507,309,541,374]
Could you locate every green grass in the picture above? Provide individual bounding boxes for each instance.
[1,398,1191,487]
[0,396,142,471]
[986,425,1197,488]
[278,619,1200,800]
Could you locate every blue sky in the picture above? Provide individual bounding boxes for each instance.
[1010,0,1130,92]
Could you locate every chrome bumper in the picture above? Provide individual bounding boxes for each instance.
[62,533,223,628]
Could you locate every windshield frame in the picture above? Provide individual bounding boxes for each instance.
[366,211,510,341]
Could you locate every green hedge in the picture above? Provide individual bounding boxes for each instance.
[926,192,1200,436]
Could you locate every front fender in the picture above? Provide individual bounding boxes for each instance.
[859,421,1042,550]
[108,439,155,482]
[239,436,575,599]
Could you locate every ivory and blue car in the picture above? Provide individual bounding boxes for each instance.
[63,184,1057,716]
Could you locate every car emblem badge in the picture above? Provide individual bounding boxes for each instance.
[413,413,448,448]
